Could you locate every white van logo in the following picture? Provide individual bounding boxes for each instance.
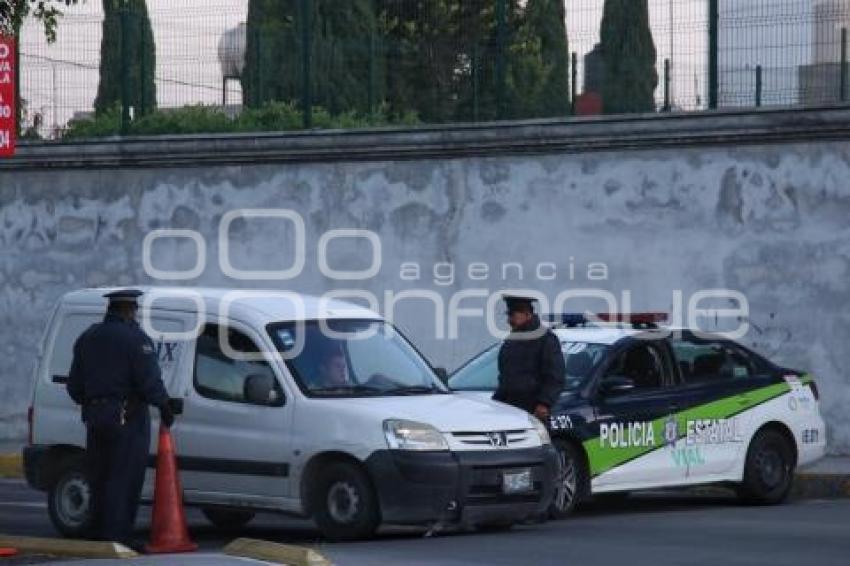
[487,432,509,448]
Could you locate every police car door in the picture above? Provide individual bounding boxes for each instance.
[172,320,293,510]
[589,339,687,490]
[669,332,762,480]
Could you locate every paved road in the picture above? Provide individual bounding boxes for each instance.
[1,478,848,566]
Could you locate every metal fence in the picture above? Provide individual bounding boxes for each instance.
[14,0,850,140]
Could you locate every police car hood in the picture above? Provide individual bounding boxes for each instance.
[338,393,533,432]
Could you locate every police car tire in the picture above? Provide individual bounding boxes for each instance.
[201,508,255,530]
[312,461,380,541]
[548,440,587,520]
[739,429,795,505]
[47,457,93,539]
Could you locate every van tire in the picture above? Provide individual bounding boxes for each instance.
[311,461,380,541]
[549,440,587,520]
[47,457,93,539]
[738,429,794,505]
[201,508,255,531]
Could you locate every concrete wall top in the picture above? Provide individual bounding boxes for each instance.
[4,105,850,171]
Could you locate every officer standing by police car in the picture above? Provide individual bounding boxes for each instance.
[66,289,174,550]
[493,294,566,422]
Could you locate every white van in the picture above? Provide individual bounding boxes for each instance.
[24,287,557,541]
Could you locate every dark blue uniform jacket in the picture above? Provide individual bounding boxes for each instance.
[67,313,168,414]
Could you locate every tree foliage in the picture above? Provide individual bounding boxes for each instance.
[243,0,571,124]
[242,0,383,115]
[93,0,156,116]
[0,0,79,41]
[599,0,658,114]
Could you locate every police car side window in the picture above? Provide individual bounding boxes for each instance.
[672,338,754,384]
[604,343,665,391]
[193,324,281,405]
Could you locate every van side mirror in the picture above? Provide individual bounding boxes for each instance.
[244,374,283,406]
[434,367,449,385]
[599,375,636,397]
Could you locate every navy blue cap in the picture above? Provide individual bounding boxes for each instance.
[103,289,143,304]
[502,294,537,313]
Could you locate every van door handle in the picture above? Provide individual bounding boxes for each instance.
[52,375,68,384]
[738,395,751,405]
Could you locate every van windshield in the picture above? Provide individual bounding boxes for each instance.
[267,319,449,397]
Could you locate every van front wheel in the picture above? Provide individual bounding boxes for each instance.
[312,462,380,541]
[48,458,93,538]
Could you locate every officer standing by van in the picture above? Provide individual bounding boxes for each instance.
[66,289,174,549]
[493,294,566,422]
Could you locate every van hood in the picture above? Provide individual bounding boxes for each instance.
[330,393,533,432]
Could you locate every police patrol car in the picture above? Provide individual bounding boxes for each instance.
[24,288,557,541]
[449,313,827,518]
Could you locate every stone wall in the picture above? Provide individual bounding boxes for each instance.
[2,107,849,453]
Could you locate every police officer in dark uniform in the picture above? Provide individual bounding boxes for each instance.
[492,294,566,422]
[66,289,174,549]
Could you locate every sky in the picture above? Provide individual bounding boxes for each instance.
[17,0,843,138]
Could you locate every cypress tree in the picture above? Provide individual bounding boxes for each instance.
[94,0,156,115]
[599,0,658,114]
[525,0,569,117]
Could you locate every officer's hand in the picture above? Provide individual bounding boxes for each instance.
[534,404,550,420]
[159,403,175,428]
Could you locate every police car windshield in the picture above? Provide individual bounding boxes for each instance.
[449,341,609,392]
[268,319,448,397]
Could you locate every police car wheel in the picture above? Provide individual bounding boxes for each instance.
[739,429,794,505]
[48,460,93,538]
[201,508,255,530]
[549,440,586,520]
[312,462,380,541]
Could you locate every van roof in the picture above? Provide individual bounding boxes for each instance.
[61,286,382,325]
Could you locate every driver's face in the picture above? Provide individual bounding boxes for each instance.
[321,355,349,386]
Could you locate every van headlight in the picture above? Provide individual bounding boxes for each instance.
[383,419,449,451]
[529,414,551,446]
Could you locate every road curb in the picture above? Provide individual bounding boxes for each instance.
[0,535,138,559]
[0,454,22,479]
[224,537,331,566]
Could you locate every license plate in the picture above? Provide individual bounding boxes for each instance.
[502,469,533,494]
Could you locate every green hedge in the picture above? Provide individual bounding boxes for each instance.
[62,102,418,139]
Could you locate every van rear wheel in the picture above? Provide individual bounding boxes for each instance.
[312,462,380,541]
[47,457,93,538]
[201,508,255,531]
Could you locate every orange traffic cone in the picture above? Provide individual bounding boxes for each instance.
[0,547,18,558]
[145,425,198,554]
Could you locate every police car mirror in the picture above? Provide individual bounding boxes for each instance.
[434,367,449,385]
[599,375,636,397]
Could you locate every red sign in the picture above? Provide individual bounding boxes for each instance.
[0,36,16,157]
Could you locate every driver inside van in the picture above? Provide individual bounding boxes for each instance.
[316,344,351,388]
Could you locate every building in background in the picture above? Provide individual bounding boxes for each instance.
[799,0,850,105]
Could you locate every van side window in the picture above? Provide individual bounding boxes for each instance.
[49,313,100,381]
[194,324,283,406]
[672,337,755,384]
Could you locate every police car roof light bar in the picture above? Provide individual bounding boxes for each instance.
[542,313,589,327]
[595,312,669,324]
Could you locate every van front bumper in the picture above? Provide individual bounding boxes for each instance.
[364,445,557,527]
